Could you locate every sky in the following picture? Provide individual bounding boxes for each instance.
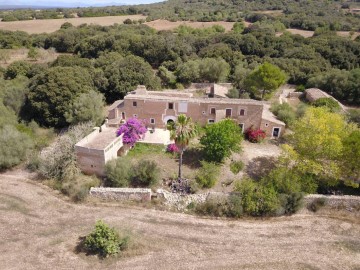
[0,0,162,7]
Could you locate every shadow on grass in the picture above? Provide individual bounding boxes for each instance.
[182,148,204,169]
[246,156,277,180]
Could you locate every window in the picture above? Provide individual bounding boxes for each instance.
[208,119,215,124]
[168,103,174,110]
[265,123,269,127]
[150,118,155,124]
[121,112,125,120]
[202,111,206,115]
[133,114,138,118]
[272,127,281,138]
[133,101,137,107]
[210,107,216,114]
[178,102,188,113]
[225,108,232,117]
[239,109,245,116]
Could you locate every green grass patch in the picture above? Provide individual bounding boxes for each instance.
[230,160,244,174]
[127,143,165,157]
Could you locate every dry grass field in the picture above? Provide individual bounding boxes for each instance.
[0,48,63,67]
[0,171,359,270]
[0,15,146,34]
[144,19,236,32]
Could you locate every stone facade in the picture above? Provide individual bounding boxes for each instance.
[75,124,124,176]
[108,85,285,137]
[89,187,152,201]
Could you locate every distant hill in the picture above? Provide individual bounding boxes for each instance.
[0,2,127,10]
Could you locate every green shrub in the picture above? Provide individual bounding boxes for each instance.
[270,102,296,126]
[200,119,243,163]
[312,97,341,113]
[195,161,220,188]
[105,158,131,187]
[262,167,318,194]
[308,197,326,212]
[195,195,243,218]
[230,160,244,174]
[277,192,304,215]
[4,61,32,79]
[296,85,305,92]
[84,220,129,258]
[347,109,360,126]
[131,159,160,187]
[234,178,280,216]
[0,125,34,170]
[61,174,100,202]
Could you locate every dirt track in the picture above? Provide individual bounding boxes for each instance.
[0,172,359,269]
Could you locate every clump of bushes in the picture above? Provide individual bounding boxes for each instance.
[83,220,129,258]
[230,160,244,174]
[131,159,160,187]
[0,125,34,170]
[311,97,341,113]
[245,127,266,143]
[105,158,160,188]
[308,197,326,212]
[62,174,100,202]
[195,161,220,188]
[195,195,243,218]
[270,102,296,127]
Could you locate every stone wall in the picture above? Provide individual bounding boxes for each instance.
[89,187,152,201]
[304,194,360,211]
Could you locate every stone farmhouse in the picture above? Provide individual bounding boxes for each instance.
[108,85,285,137]
[75,84,285,176]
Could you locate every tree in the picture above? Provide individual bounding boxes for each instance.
[283,107,357,186]
[27,47,39,61]
[199,58,230,83]
[4,61,32,79]
[116,118,147,147]
[200,119,243,163]
[341,130,360,186]
[26,66,95,127]
[245,62,287,100]
[104,55,161,102]
[168,114,197,180]
[64,90,106,126]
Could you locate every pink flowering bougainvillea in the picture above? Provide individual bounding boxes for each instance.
[166,143,179,153]
[116,118,147,147]
[245,126,266,143]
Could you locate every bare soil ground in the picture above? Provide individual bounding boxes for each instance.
[0,15,146,34]
[1,171,360,269]
[144,19,236,32]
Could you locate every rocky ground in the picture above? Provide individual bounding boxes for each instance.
[1,171,359,270]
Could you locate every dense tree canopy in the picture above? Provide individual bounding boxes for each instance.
[26,66,95,127]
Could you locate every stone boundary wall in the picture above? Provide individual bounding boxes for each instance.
[89,187,152,201]
[304,194,360,210]
[89,187,360,211]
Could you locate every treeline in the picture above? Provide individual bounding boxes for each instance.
[1,0,360,32]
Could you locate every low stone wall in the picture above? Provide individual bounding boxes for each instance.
[89,187,152,201]
[156,189,208,211]
[304,194,360,211]
[287,92,303,98]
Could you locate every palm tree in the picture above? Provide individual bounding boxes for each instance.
[168,114,197,180]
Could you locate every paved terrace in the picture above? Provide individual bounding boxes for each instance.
[77,126,118,150]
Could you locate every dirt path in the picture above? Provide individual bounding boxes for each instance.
[0,173,359,269]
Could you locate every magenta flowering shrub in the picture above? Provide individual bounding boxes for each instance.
[166,143,179,153]
[245,127,266,143]
[116,118,147,146]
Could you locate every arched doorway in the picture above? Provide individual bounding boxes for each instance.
[163,115,177,126]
